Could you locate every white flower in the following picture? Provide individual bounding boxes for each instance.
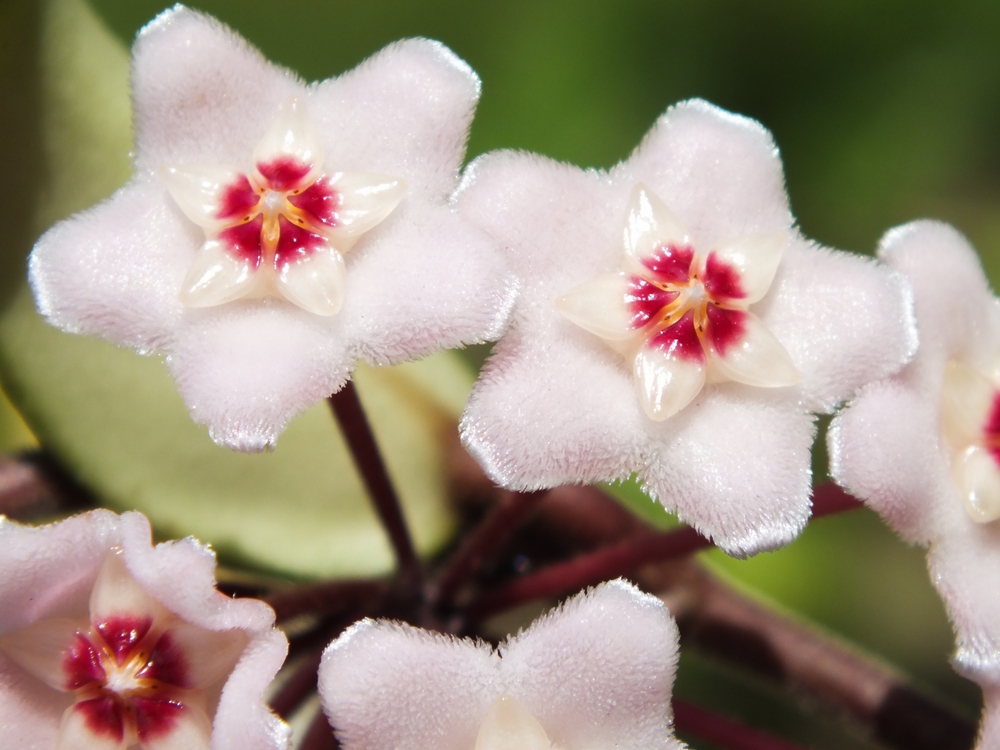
[0,510,289,750]
[456,99,917,556]
[829,221,1000,687]
[318,580,683,750]
[29,7,515,451]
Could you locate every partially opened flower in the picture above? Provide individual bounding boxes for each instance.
[829,222,1000,694]
[30,7,514,451]
[456,99,917,556]
[0,510,289,750]
[319,579,683,750]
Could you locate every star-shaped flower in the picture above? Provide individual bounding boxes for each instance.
[828,221,1000,696]
[0,510,289,750]
[29,7,514,451]
[456,99,917,556]
[319,579,683,750]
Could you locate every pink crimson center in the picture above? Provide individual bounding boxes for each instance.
[161,97,406,317]
[0,550,247,750]
[627,243,747,363]
[64,616,190,747]
[556,183,799,421]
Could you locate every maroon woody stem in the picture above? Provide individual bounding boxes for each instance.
[467,483,862,623]
[672,698,806,750]
[432,490,548,611]
[269,649,325,720]
[328,382,421,587]
[301,710,340,750]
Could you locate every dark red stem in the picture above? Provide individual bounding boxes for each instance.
[269,649,324,720]
[301,710,340,750]
[672,698,806,750]
[432,490,547,611]
[328,382,421,587]
[468,483,861,622]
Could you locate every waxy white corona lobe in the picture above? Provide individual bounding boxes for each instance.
[161,98,405,317]
[557,184,798,421]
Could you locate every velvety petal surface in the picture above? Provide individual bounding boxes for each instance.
[761,239,918,412]
[642,389,816,556]
[29,176,192,353]
[319,581,683,750]
[616,100,793,247]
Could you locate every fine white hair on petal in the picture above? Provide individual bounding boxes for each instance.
[460,326,647,490]
[760,239,918,413]
[617,98,793,247]
[30,7,512,451]
[132,6,300,170]
[828,377,950,545]
[499,580,683,750]
[878,220,1000,368]
[0,511,290,750]
[458,100,915,558]
[641,388,815,557]
[930,523,1000,678]
[29,176,193,354]
[310,38,481,198]
[318,580,683,750]
[168,300,351,452]
[341,203,518,367]
[319,620,496,750]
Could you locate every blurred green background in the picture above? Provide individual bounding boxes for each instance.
[5,0,1000,746]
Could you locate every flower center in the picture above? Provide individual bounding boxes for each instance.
[628,244,747,363]
[63,617,191,746]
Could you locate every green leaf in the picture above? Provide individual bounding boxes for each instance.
[0,0,464,579]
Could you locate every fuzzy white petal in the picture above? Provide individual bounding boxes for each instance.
[643,390,815,557]
[168,302,350,452]
[132,8,297,171]
[310,38,480,198]
[29,177,191,352]
[319,581,682,750]
[618,99,793,246]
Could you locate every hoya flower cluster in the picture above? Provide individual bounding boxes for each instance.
[8,2,1000,749]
